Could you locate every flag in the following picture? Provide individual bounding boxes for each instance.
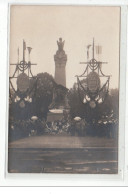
[87,45,91,59]
[87,44,91,49]
[99,46,102,54]
[96,45,102,55]
[27,47,32,54]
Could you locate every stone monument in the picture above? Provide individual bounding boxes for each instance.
[47,38,69,122]
[54,38,67,87]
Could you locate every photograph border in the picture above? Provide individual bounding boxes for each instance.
[0,0,127,186]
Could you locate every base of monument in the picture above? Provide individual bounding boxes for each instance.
[47,109,63,122]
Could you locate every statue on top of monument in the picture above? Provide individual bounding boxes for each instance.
[54,37,67,67]
[57,38,65,51]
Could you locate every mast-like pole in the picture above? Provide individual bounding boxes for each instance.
[17,47,19,76]
[17,47,19,64]
[23,39,26,62]
[23,40,24,61]
[92,38,94,59]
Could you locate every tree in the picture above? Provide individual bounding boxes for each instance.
[29,72,55,119]
[29,72,68,119]
[110,88,119,120]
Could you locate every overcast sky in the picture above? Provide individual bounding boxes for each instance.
[10,5,120,89]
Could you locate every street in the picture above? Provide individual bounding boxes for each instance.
[8,135,118,174]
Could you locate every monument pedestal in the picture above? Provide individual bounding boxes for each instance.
[47,109,63,122]
[47,38,69,122]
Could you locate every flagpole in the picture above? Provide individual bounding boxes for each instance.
[23,39,26,62]
[17,47,19,64]
[87,48,89,61]
[93,38,94,59]
[17,47,19,76]
[23,40,24,61]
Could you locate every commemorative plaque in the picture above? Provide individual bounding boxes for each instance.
[17,73,29,92]
[87,72,100,93]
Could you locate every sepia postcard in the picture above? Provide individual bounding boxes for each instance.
[8,5,120,174]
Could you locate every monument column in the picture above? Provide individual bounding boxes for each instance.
[54,38,67,87]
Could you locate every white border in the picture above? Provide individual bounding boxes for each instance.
[0,0,128,186]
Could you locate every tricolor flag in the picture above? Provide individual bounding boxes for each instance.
[87,44,91,59]
[96,45,102,55]
[27,47,32,54]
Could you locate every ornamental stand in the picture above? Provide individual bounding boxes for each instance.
[76,38,110,109]
[9,40,37,118]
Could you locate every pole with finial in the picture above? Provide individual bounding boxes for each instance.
[92,37,94,59]
[17,47,19,64]
[23,39,26,62]
[17,47,19,76]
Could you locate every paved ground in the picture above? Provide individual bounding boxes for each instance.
[8,135,118,174]
[9,135,117,149]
